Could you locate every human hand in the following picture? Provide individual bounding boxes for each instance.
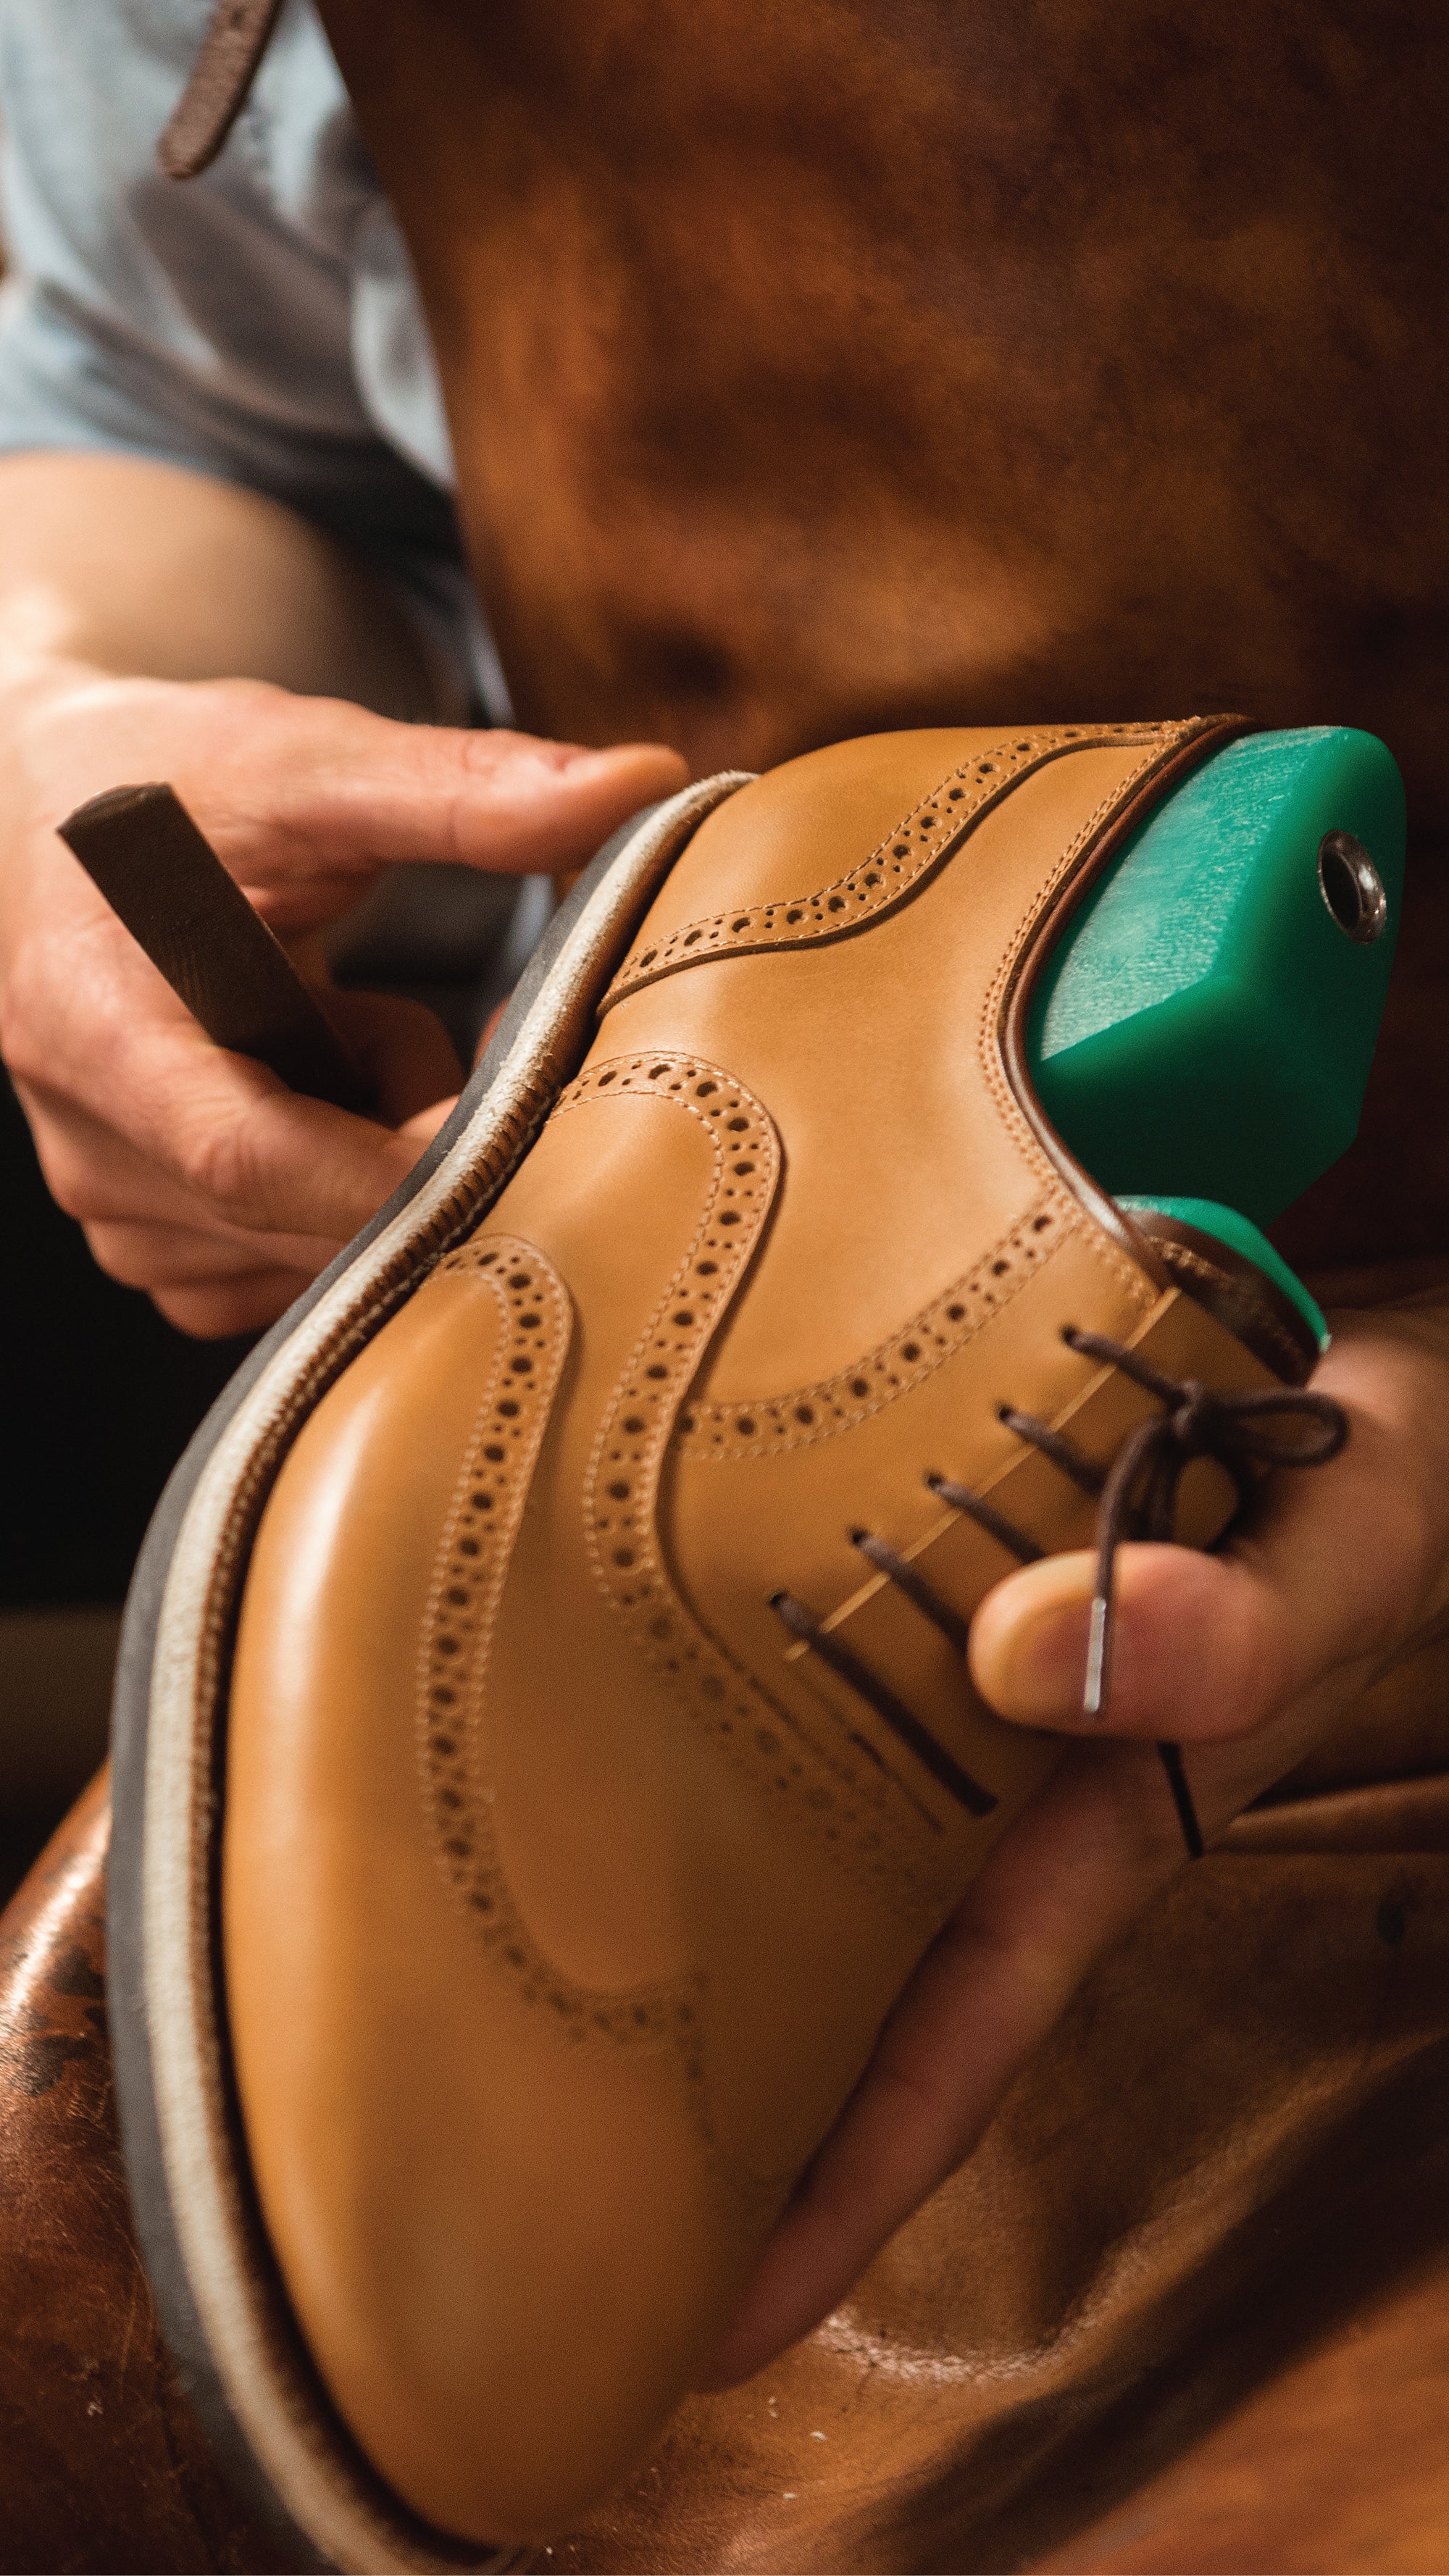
[0,661,685,1335]
[707,1289,1449,2385]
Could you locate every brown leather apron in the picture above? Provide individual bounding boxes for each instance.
[175,0,1449,821]
[5,7,1448,2566]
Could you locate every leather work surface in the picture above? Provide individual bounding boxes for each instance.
[0,1776,290,2576]
[4,1743,1449,2575]
[534,1839,1449,2576]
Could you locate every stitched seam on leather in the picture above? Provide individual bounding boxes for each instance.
[416,1237,701,2060]
[600,723,1175,1011]
[175,785,730,2173]
[1153,1237,1308,1381]
[188,1078,559,1757]
[173,1072,567,2487]
[552,1053,932,1896]
[975,721,1218,1314]
[676,1193,1074,1460]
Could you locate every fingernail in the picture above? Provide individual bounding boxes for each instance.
[968,1550,1098,1724]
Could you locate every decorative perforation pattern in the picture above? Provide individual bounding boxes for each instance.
[418,1234,702,2065]
[600,722,1181,1013]
[675,1197,1071,1460]
[554,1055,932,1898]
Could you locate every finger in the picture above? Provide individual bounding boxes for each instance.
[17,1077,345,1259]
[12,814,459,1241]
[21,998,456,1263]
[969,1328,1449,1744]
[153,698,690,908]
[162,1065,438,1243]
[17,1074,227,1224]
[704,1737,1182,2388]
[82,1218,341,1293]
[151,1270,318,1340]
[324,987,463,1124]
[967,1542,1346,1744]
[24,990,435,1243]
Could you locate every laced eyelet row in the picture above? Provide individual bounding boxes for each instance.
[772,1326,1348,1860]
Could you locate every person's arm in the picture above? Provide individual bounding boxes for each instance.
[0,450,685,1336]
[0,448,462,713]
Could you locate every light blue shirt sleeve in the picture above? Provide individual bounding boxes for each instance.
[0,0,509,712]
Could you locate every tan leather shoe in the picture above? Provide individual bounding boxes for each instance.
[111,721,1337,2568]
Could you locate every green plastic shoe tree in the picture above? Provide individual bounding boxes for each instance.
[1028,725,1406,1347]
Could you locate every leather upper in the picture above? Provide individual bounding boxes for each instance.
[218,720,1300,2541]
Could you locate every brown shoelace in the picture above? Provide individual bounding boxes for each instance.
[773,1325,1348,1859]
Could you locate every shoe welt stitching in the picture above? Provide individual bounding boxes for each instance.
[974,718,1216,1308]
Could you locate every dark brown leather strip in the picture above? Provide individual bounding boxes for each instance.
[1132,1213,1320,1387]
[156,0,286,180]
[999,714,1250,1292]
[59,784,370,1111]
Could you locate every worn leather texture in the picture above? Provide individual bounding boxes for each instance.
[0,1773,288,2576]
[310,1,1449,831]
[6,1755,1449,2572]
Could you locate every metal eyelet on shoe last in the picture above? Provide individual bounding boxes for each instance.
[1318,831,1388,945]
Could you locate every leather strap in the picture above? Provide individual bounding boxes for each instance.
[156,0,285,180]
[59,784,369,1111]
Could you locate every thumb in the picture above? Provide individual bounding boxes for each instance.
[967,1329,1449,1744]
[174,695,690,910]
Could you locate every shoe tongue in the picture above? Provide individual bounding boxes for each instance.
[1117,1196,1328,1373]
